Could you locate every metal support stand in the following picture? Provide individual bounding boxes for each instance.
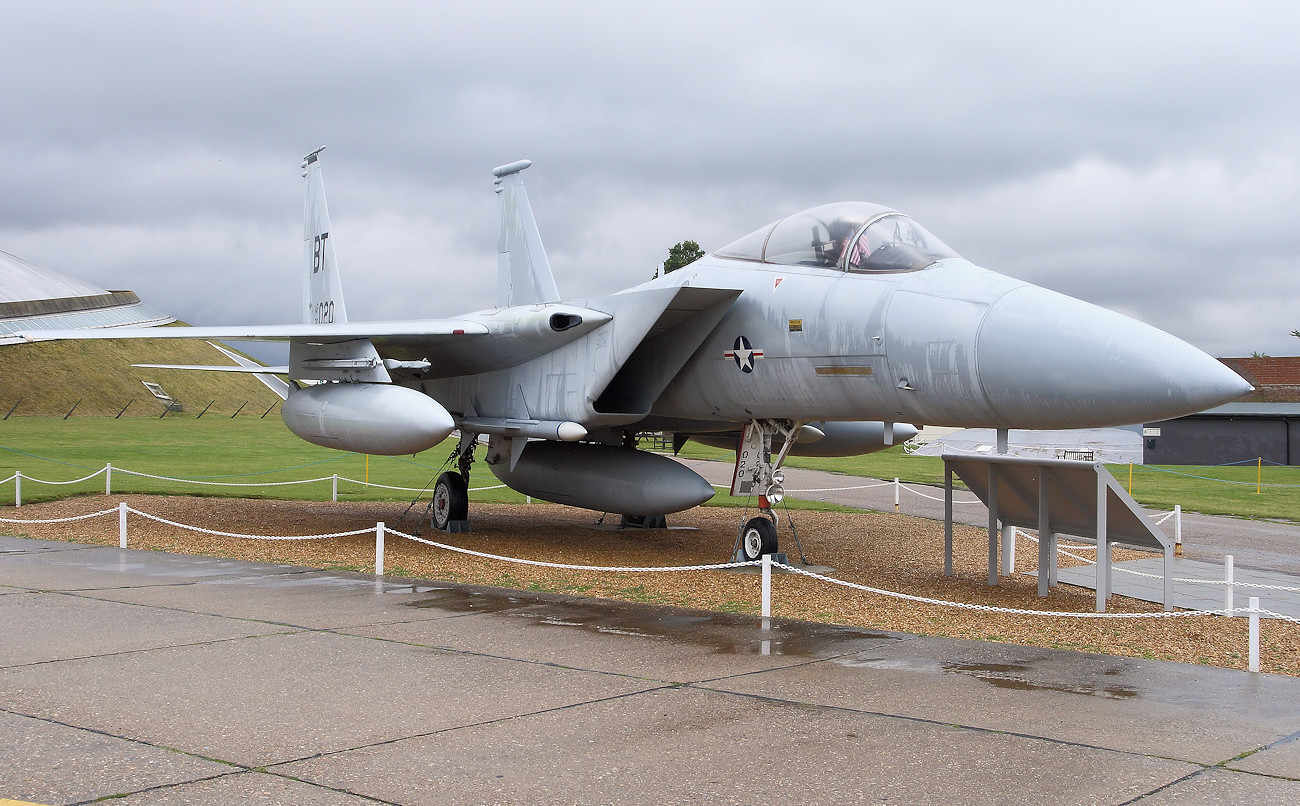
[944,465,953,577]
[987,464,999,586]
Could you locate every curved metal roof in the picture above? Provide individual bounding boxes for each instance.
[0,249,109,303]
[0,249,174,341]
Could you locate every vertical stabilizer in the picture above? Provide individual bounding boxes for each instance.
[493,160,560,308]
[302,147,349,325]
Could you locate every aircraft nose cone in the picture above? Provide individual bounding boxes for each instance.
[976,286,1253,428]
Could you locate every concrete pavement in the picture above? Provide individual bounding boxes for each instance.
[2,534,1299,805]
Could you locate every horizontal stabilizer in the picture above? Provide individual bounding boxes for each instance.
[133,363,291,373]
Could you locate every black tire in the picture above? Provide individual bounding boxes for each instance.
[432,472,469,531]
[741,516,778,560]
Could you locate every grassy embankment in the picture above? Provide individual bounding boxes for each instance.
[2,417,1297,521]
[0,331,280,419]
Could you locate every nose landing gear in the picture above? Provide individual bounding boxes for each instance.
[730,419,804,563]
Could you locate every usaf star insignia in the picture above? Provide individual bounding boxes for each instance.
[724,335,764,373]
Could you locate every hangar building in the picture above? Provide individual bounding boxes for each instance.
[0,249,173,342]
[1143,357,1300,466]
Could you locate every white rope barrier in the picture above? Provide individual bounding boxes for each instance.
[125,508,374,541]
[333,476,508,493]
[898,483,983,504]
[1258,607,1300,626]
[784,482,893,493]
[0,463,512,497]
[390,527,756,572]
[774,561,1223,619]
[1010,527,1300,594]
[332,477,436,493]
[115,468,338,488]
[1113,564,1300,594]
[10,468,108,486]
[0,507,120,524]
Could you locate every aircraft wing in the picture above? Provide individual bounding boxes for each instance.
[13,320,489,344]
[11,307,617,382]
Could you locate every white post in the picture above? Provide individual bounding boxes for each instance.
[375,522,385,576]
[105,463,112,495]
[1096,474,1108,612]
[1225,554,1235,617]
[526,495,532,504]
[14,471,20,508]
[331,474,338,502]
[1174,505,1182,556]
[893,477,900,514]
[1248,597,1260,673]
[1001,524,1016,575]
[761,554,772,619]
[119,502,127,548]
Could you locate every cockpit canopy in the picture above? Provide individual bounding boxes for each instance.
[713,201,959,273]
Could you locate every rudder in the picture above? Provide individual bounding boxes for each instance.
[302,147,349,325]
[493,159,560,308]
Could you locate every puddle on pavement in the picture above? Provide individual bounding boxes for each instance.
[408,588,540,615]
[407,588,901,656]
[942,662,1139,699]
[837,656,1139,699]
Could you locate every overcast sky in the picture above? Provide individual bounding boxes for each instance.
[2,1,1296,357]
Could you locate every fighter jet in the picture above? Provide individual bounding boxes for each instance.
[17,150,1252,559]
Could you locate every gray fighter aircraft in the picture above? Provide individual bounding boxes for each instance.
[17,150,1251,559]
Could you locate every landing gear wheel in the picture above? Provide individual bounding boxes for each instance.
[620,514,668,529]
[432,472,468,531]
[741,516,778,561]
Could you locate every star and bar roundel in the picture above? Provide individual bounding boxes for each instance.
[724,336,764,373]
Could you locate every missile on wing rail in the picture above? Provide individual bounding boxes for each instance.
[282,383,454,456]
[487,441,715,514]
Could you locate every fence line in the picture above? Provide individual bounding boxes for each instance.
[1014,527,1300,597]
[2,503,1293,670]
[1,463,508,505]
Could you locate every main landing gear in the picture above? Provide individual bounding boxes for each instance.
[731,419,806,563]
[432,434,475,533]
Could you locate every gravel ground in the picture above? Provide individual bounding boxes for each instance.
[6,494,1299,676]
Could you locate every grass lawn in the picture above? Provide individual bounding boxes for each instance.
[2,417,1297,521]
[0,418,856,514]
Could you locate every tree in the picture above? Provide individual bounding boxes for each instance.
[658,240,704,277]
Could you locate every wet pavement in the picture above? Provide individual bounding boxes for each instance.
[2,535,1299,804]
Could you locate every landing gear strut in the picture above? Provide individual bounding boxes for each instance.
[731,419,804,563]
[433,434,476,533]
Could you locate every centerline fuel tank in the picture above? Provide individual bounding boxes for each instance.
[488,440,715,514]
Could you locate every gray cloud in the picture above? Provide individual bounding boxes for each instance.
[1,1,1297,355]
